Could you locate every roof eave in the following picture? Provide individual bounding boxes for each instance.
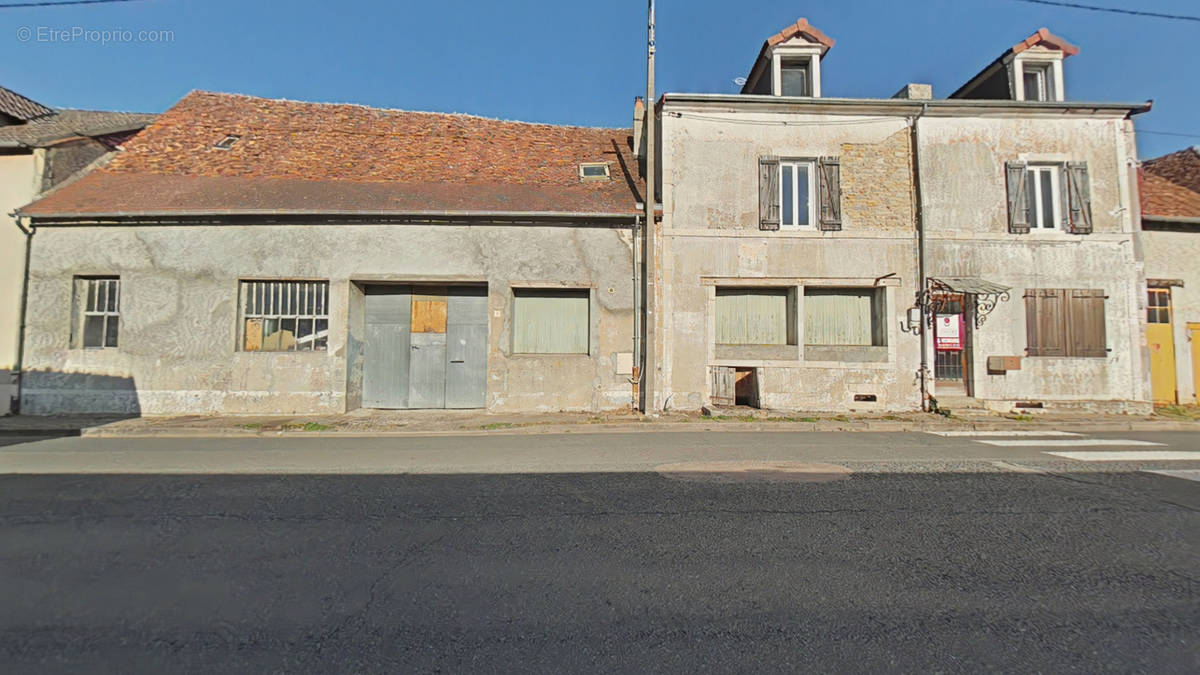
[661,93,1152,116]
[18,208,641,222]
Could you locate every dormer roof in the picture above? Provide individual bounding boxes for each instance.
[740,18,834,95]
[949,27,1079,100]
[764,18,835,51]
[1012,28,1079,57]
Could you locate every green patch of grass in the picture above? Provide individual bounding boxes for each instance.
[282,421,334,432]
[827,415,850,423]
[881,415,903,421]
[481,422,517,430]
[1156,405,1200,421]
[238,422,263,430]
[1008,414,1035,422]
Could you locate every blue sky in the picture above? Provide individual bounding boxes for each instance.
[2,0,1195,158]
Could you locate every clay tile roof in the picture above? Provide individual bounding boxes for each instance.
[20,90,642,219]
[1012,27,1080,57]
[765,18,835,50]
[1141,147,1200,220]
[0,85,54,121]
[0,108,157,147]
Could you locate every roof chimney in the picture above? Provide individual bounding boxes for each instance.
[632,96,646,159]
[892,83,933,100]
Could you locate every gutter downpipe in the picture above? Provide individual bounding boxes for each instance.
[11,214,33,415]
[630,213,642,409]
[911,103,931,412]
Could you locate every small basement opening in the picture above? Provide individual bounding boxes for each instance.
[853,394,877,402]
[734,367,759,408]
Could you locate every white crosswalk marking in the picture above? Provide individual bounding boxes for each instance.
[976,439,1166,448]
[927,431,1082,438]
[1143,469,1200,482]
[1048,451,1200,462]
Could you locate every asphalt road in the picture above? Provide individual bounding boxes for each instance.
[1,433,1197,672]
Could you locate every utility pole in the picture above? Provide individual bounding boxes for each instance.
[642,0,657,414]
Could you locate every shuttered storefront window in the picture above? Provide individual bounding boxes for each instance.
[512,289,589,354]
[1024,288,1107,357]
[804,288,885,346]
[715,288,794,345]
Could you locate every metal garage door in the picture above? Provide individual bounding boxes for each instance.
[362,285,487,409]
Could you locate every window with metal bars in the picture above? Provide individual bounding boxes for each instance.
[240,280,329,352]
[72,276,120,349]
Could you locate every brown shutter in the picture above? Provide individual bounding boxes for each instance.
[711,366,735,406]
[1025,289,1066,356]
[1006,161,1030,234]
[818,156,842,231]
[1067,289,1106,357]
[1065,162,1092,234]
[759,157,780,231]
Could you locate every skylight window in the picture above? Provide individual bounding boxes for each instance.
[579,162,611,181]
[213,134,240,150]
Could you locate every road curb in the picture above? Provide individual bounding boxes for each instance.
[67,419,1200,439]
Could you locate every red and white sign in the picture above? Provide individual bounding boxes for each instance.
[936,314,963,351]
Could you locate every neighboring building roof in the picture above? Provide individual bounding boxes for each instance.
[0,85,54,121]
[1141,147,1200,222]
[20,91,641,219]
[0,108,157,148]
[1143,146,1200,194]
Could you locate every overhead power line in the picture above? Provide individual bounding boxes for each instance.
[0,0,142,8]
[1004,0,1200,22]
[1139,130,1200,139]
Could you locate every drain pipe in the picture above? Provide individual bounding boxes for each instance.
[11,214,33,415]
[630,213,642,410]
[910,103,931,412]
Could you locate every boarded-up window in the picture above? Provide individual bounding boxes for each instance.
[241,280,329,352]
[715,288,795,345]
[804,288,886,347]
[72,276,120,349]
[1024,288,1106,357]
[411,287,448,334]
[512,288,589,354]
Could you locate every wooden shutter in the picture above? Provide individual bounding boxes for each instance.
[1067,289,1106,357]
[1006,161,1030,234]
[1065,162,1093,234]
[759,157,780,231]
[818,156,842,231]
[711,366,735,406]
[1024,289,1066,356]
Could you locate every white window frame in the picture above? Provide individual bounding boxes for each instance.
[1014,56,1064,102]
[770,46,822,97]
[239,280,330,352]
[73,276,121,349]
[779,159,817,229]
[1026,164,1062,230]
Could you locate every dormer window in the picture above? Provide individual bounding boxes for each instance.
[779,59,812,97]
[1020,62,1056,102]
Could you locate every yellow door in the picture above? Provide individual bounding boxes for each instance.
[1147,289,1176,404]
[1190,323,1200,404]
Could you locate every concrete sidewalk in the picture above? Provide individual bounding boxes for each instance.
[3,405,1199,438]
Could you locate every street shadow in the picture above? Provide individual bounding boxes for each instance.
[3,369,142,446]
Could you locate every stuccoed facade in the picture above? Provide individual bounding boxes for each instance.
[19,223,636,415]
[654,102,921,412]
[921,114,1150,412]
